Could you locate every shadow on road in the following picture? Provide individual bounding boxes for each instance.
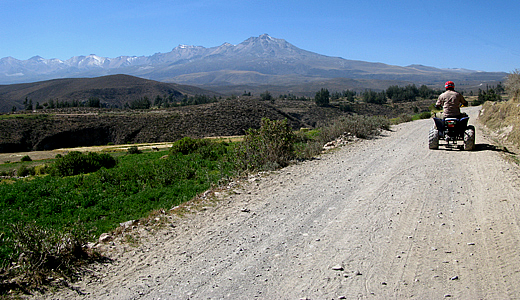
[433,143,516,153]
[474,143,515,154]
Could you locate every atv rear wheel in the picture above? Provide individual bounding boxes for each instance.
[464,125,475,151]
[429,127,439,149]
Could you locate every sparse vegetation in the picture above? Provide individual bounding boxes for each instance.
[505,69,520,101]
[480,100,520,146]
[478,71,520,150]
[234,118,296,171]
[1,222,97,291]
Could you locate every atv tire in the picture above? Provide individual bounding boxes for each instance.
[429,127,439,149]
[463,125,475,151]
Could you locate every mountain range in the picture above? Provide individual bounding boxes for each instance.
[0,34,507,88]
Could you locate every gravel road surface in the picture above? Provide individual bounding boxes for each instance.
[43,106,520,299]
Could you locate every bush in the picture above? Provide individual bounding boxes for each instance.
[1,222,94,289]
[51,151,117,177]
[196,142,228,161]
[170,137,228,161]
[234,118,296,171]
[324,115,389,139]
[20,155,32,162]
[418,111,433,119]
[339,102,353,112]
[127,146,142,154]
[293,115,390,159]
[17,165,35,177]
[408,111,433,121]
[170,137,209,155]
[34,164,51,176]
[391,113,414,124]
[506,69,520,102]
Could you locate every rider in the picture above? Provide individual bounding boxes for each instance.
[435,81,468,118]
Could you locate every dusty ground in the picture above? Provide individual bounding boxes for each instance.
[36,106,520,299]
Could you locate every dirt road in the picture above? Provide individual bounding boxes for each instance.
[44,106,520,299]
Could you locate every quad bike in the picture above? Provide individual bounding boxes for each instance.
[428,113,475,150]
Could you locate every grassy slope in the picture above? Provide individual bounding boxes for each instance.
[479,100,520,148]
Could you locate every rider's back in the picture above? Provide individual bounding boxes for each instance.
[436,90,467,118]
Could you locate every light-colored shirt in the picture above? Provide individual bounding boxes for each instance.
[436,90,468,118]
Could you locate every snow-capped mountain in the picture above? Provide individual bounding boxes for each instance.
[0,34,506,85]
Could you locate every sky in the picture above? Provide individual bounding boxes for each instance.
[1,0,519,73]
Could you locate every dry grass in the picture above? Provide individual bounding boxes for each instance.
[0,223,102,296]
[480,100,520,147]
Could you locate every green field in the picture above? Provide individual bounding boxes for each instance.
[0,147,236,266]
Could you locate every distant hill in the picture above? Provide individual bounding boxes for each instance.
[0,34,507,88]
[0,74,219,112]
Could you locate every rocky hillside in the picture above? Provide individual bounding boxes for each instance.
[0,99,313,153]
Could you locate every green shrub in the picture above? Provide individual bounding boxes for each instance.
[234,118,295,171]
[170,137,228,161]
[127,146,142,154]
[51,151,117,177]
[170,137,209,155]
[391,113,414,124]
[323,115,388,140]
[418,111,433,119]
[34,164,51,176]
[17,165,35,177]
[196,142,228,161]
[339,102,353,112]
[20,155,32,162]
[293,115,390,160]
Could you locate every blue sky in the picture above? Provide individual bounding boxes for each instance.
[1,0,519,72]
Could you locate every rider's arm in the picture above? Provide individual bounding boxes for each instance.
[460,94,468,107]
[435,97,443,110]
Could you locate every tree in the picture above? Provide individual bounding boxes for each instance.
[23,97,33,110]
[87,97,101,108]
[362,89,386,104]
[315,88,330,107]
[129,97,151,109]
[343,90,356,102]
[260,90,272,102]
[506,69,520,102]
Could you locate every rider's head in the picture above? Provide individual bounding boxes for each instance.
[445,81,455,90]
